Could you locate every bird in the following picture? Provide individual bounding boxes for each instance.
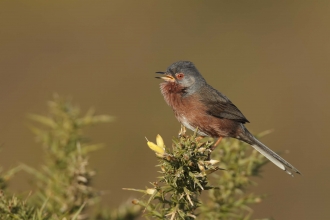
[155,60,300,176]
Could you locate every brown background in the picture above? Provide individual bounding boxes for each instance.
[1,1,329,219]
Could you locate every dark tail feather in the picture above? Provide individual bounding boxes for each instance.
[238,128,301,176]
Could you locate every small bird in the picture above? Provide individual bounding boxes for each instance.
[155,61,300,176]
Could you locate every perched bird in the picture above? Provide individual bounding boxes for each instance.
[155,61,300,176]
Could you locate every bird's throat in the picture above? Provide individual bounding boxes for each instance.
[160,82,186,107]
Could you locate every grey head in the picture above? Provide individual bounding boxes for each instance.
[156,61,207,95]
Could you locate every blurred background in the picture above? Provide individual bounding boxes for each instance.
[0,1,329,219]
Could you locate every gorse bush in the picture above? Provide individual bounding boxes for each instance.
[25,97,112,218]
[125,133,221,219]
[199,134,270,220]
[127,131,270,220]
[0,96,140,220]
[0,96,269,219]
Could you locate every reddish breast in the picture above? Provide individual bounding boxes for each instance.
[160,82,239,138]
[160,82,185,109]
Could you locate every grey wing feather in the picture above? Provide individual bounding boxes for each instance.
[200,85,249,123]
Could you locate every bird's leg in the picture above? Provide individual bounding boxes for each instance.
[207,137,223,160]
[178,124,187,137]
[211,137,223,151]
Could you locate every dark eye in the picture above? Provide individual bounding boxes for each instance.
[176,73,184,80]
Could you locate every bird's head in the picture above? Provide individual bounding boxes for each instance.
[156,61,206,94]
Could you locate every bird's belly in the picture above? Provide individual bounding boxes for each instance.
[177,112,236,138]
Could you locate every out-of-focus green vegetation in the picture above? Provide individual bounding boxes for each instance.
[0,96,140,219]
[0,97,270,219]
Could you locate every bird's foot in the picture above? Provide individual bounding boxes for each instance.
[178,124,187,137]
[195,136,203,142]
[207,137,223,160]
[211,137,223,151]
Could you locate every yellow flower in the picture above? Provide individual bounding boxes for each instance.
[156,134,165,148]
[146,135,165,155]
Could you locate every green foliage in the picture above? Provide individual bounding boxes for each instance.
[94,201,141,220]
[0,164,33,219]
[0,96,140,220]
[199,135,269,220]
[24,97,114,219]
[126,134,221,219]
[0,191,36,219]
[128,131,270,220]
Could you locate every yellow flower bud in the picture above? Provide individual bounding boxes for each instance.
[156,134,165,148]
[146,137,165,155]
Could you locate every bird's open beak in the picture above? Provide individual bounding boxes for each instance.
[155,72,175,82]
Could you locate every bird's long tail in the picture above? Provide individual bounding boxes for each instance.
[238,127,301,176]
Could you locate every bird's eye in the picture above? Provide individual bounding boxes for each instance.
[176,73,184,80]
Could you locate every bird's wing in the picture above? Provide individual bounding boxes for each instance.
[200,85,249,124]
